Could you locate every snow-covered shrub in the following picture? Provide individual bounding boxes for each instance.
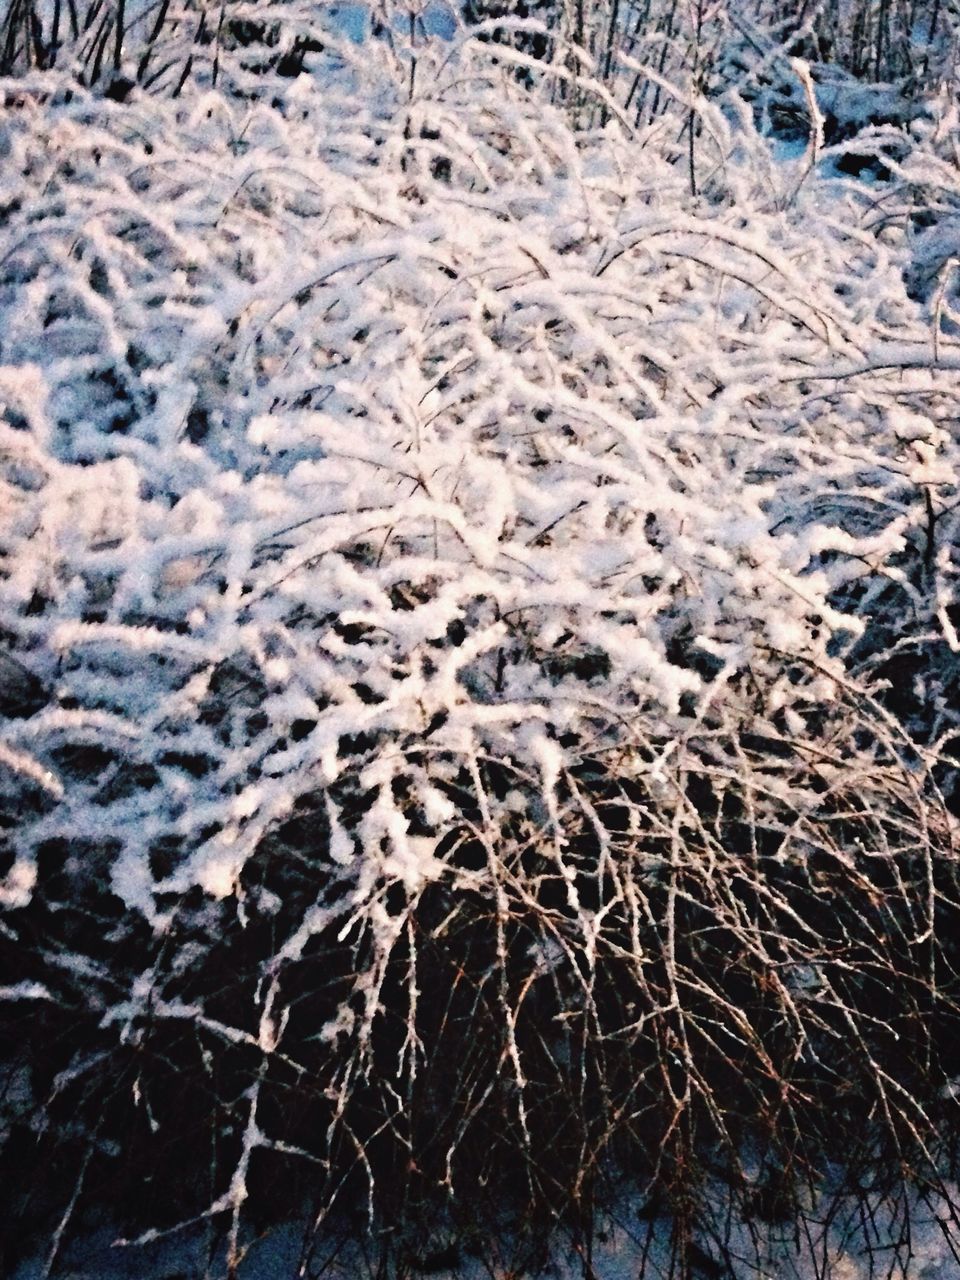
[5,0,957,107]
[456,1,959,125]
[2,17,960,1277]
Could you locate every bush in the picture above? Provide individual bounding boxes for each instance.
[2,9,960,1277]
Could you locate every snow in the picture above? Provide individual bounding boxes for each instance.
[10,1187,960,1279]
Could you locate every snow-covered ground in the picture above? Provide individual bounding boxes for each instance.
[11,1186,960,1279]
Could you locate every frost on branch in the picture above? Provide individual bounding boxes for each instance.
[1,21,960,1274]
